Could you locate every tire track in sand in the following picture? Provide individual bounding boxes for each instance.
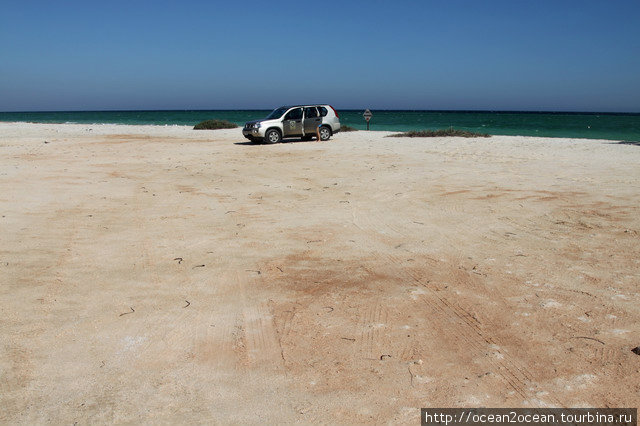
[350,201,560,404]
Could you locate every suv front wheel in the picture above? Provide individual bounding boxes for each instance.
[319,126,331,141]
[264,129,282,144]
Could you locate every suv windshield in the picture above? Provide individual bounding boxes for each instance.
[265,107,289,120]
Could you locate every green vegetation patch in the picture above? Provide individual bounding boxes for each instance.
[387,128,491,138]
[340,125,358,132]
[193,119,238,130]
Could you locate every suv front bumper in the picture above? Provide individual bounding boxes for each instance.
[242,127,265,139]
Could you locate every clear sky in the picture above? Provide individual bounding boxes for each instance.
[1,0,639,112]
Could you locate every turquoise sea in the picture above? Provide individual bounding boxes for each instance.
[1,110,639,141]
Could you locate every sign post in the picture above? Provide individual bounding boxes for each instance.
[363,109,372,130]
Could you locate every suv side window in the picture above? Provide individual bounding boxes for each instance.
[304,107,318,118]
[318,107,328,117]
[284,108,303,120]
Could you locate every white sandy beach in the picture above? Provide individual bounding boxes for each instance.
[1,122,639,423]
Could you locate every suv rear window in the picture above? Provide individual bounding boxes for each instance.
[318,107,328,117]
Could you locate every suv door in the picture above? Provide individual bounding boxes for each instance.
[303,106,322,135]
[282,107,303,137]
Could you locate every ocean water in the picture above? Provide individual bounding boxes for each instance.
[1,110,639,141]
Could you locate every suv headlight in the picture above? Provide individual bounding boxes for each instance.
[253,123,261,129]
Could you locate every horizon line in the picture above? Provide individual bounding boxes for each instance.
[1,108,639,115]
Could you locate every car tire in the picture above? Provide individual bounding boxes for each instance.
[265,129,282,144]
[319,126,331,141]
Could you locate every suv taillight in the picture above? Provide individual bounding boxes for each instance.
[329,105,339,118]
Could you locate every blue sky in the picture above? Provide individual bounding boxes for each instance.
[1,0,639,112]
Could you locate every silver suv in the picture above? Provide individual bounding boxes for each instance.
[243,105,341,143]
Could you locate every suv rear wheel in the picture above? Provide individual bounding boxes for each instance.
[319,126,331,141]
[265,129,282,144]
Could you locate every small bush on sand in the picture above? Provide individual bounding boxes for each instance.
[193,119,238,130]
[386,128,490,138]
[340,125,358,132]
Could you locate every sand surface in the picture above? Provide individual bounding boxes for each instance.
[1,123,639,424]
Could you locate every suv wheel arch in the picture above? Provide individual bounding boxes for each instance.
[264,127,282,144]
[318,125,332,141]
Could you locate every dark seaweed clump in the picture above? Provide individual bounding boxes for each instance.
[193,119,238,130]
[387,129,490,138]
